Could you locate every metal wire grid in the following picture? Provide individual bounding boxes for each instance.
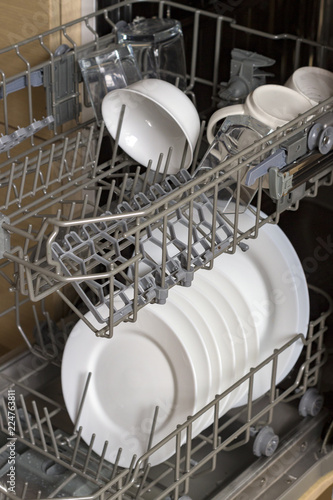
[3,101,333,339]
[0,2,332,498]
[0,1,333,338]
[0,285,331,500]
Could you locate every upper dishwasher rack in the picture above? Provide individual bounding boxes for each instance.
[0,0,333,339]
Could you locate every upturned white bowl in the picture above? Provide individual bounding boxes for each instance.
[102,78,200,174]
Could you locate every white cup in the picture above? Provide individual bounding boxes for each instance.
[200,114,273,200]
[285,66,333,105]
[207,84,313,144]
[102,78,200,174]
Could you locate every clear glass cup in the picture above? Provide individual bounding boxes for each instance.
[79,43,142,123]
[116,17,187,90]
[195,115,273,213]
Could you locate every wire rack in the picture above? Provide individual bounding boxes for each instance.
[0,1,332,499]
[0,0,332,340]
[0,285,331,499]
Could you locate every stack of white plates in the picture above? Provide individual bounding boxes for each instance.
[61,207,309,467]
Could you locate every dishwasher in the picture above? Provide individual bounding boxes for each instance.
[0,1,332,499]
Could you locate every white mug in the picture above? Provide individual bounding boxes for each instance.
[285,66,333,105]
[207,84,313,144]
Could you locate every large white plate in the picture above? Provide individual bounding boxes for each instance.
[165,203,309,406]
[61,299,211,468]
[161,210,264,407]
[212,207,309,405]
[193,269,256,412]
[135,210,266,408]
[146,296,214,430]
[62,204,309,468]
[168,286,220,436]
[134,220,259,415]
[169,282,239,430]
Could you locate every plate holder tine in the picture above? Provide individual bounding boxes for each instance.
[143,405,159,469]
[73,371,92,431]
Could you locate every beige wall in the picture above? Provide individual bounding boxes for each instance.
[0,0,84,352]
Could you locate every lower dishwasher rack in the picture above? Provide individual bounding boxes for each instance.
[0,1,332,499]
[0,284,332,500]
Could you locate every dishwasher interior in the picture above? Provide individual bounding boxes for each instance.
[0,1,333,499]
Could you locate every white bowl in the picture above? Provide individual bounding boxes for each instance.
[102,78,201,174]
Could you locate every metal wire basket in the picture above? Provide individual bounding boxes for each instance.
[0,1,332,499]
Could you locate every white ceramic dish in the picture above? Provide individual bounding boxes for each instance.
[199,263,263,407]
[207,84,313,143]
[130,226,244,421]
[194,269,256,411]
[169,282,226,431]
[133,209,263,408]
[62,202,309,467]
[217,207,309,405]
[130,202,309,406]
[166,202,309,405]
[190,271,248,414]
[149,296,213,429]
[163,209,264,371]
[62,298,211,468]
[102,78,200,174]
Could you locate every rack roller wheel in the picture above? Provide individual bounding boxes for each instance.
[253,426,279,457]
[318,126,333,154]
[298,388,324,418]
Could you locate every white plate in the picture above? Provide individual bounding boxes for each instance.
[168,282,225,431]
[149,295,213,432]
[136,211,263,407]
[162,212,264,405]
[62,204,309,468]
[213,207,309,404]
[131,203,309,406]
[193,269,255,412]
[61,299,211,468]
